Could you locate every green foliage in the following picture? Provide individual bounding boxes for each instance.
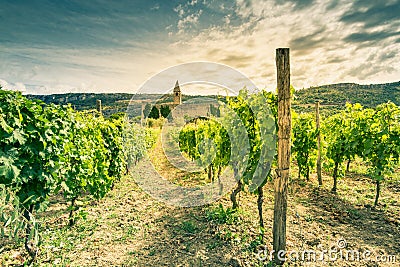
[124,123,149,167]
[108,112,126,120]
[0,89,127,206]
[323,114,349,165]
[101,118,125,182]
[59,112,125,203]
[0,90,69,208]
[178,89,276,193]
[0,88,147,255]
[292,113,318,180]
[209,103,220,116]
[0,184,40,260]
[322,104,373,191]
[179,123,199,160]
[179,118,230,180]
[148,106,160,119]
[206,204,241,225]
[362,103,400,185]
[180,220,198,234]
[159,105,171,118]
[123,122,159,169]
[225,89,277,191]
[322,101,400,201]
[144,127,159,149]
[146,117,166,128]
[200,120,230,173]
[143,103,152,118]
[0,184,39,240]
[177,88,276,231]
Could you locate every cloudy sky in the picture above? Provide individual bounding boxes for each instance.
[0,0,399,95]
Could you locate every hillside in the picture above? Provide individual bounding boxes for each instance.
[293,81,400,115]
[25,93,223,117]
[26,93,149,117]
[295,82,400,106]
[25,81,400,117]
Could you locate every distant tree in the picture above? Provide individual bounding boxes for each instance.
[143,103,152,118]
[160,105,171,118]
[210,104,220,116]
[148,106,160,119]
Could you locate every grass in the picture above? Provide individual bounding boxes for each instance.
[180,220,199,234]
[205,204,242,225]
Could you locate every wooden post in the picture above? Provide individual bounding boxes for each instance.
[315,102,322,186]
[96,99,102,115]
[273,48,291,265]
[141,104,144,126]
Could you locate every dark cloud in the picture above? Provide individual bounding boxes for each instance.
[343,31,400,44]
[289,27,328,54]
[206,48,255,68]
[340,1,400,29]
[220,54,255,68]
[325,0,340,11]
[292,67,308,77]
[293,0,315,10]
[259,70,275,79]
[275,0,315,10]
[379,51,397,61]
[0,0,178,48]
[207,49,255,68]
[326,56,347,64]
[345,63,396,80]
[251,64,274,82]
[366,53,377,61]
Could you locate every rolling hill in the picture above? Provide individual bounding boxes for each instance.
[25,81,400,117]
[293,81,400,115]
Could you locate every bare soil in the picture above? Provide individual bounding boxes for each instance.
[1,146,399,267]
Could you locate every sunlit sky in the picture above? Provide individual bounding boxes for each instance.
[0,0,399,95]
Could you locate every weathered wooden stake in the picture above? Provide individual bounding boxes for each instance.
[96,99,102,115]
[140,104,144,126]
[315,102,322,186]
[273,48,291,265]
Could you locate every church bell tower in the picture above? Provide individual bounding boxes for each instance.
[173,80,181,105]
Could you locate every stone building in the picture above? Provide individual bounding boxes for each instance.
[173,80,182,105]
